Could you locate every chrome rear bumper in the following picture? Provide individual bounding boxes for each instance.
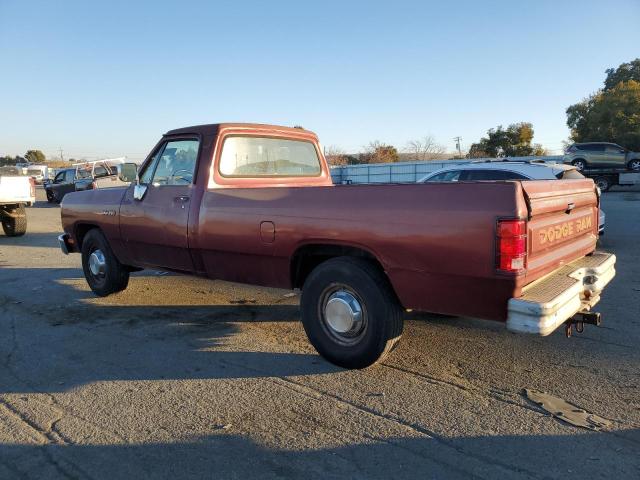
[507,252,616,336]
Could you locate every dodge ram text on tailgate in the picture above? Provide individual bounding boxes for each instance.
[58,123,616,368]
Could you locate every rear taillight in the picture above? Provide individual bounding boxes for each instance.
[497,219,527,273]
[29,177,36,198]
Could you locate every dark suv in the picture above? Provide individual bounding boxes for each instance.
[563,142,640,171]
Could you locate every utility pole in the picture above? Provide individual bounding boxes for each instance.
[58,147,64,162]
[453,137,462,158]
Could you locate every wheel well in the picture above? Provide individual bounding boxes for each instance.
[290,244,387,289]
[74,223,99,250]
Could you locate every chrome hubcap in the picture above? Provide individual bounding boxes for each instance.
[89,249,106,276]
[324,290,364,337]
[631,161,640,170]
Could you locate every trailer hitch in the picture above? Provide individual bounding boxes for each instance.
[565,311,602,338]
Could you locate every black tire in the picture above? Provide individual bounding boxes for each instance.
[594,176,611,192]
[1,205,27,237]
[301,257,403,369]
[46,190,54,203]
[628,159,640,171]
[572,159,587,171]
[81,229,130,296]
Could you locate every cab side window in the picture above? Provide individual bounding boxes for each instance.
[139,139,199,186]
[54,172,66,183]
[151,140,199,186]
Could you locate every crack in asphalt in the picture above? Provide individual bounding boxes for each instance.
[219,358,539,480]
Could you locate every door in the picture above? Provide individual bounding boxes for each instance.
[587,144,606,167]
[52,169,77,200]
[119,138,200,271]
[603,144,626,167]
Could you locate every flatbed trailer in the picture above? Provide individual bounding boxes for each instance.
[581,168,640,191]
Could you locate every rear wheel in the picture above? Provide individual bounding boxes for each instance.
[81,229,130,296]
[628,159,640,171]
[594,176,611,192]
[301,257,403,369]
[572,159,587,171]
[1,205,27,237]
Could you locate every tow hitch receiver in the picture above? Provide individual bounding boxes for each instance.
[565,311,602,338]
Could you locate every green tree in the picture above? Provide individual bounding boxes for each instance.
[566,80,640,151]
[604,58,640,91]
[0,156,19,167]
[24,149,46,163]
[468,122,545,158]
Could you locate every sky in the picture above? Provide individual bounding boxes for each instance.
[1,0,639,161]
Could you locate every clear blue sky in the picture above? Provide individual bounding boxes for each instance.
[1,0,639,160]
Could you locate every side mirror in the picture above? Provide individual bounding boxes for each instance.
[133,184,147,201]
[118,163,138,183]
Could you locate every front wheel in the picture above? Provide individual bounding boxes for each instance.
[81,229,130,296]
[572,159,587,171]
[301,257,403,369]
[628,159,640,171]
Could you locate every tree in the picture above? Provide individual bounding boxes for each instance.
[567,58,640,151]
[468,122,545,158]
[404,135,446,160]
[324,146,350,166]
[360,141,399,164]
[0,156,19,167]
[604,58,640,91]
[566,79,640,151]
[24,150,46,164]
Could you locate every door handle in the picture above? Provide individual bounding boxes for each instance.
[175,196,190,202]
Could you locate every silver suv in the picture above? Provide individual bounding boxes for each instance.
[563,142,640,171]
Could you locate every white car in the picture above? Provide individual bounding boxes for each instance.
[419,160,606,235]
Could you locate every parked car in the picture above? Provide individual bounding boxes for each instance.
[419,160,606,235]
[563,142,640,171]
[45,160,126,203]
[0,167,35,236]
[58,123,615,368]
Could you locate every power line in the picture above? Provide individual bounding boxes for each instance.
[453,137,462,157]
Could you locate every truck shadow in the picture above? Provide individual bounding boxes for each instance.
[0,231,61,248]
[1,429,638,479]
[0,266,635,395]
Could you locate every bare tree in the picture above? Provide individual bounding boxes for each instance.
[404,135,446,161]
[324,145,350,166]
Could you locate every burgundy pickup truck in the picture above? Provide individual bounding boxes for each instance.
[59,123,616,368]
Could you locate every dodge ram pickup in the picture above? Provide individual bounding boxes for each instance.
[59,123,616,368]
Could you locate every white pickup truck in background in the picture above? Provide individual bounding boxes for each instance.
[0,168,36,236]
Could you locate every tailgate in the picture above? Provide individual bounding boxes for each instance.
[521,179,598,282]
[0,176,32,204]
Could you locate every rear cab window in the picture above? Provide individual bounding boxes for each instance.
[219,136,321,177]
